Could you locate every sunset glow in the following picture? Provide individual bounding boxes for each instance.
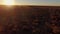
[3,0,15,5]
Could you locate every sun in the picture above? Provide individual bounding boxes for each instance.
[3,0,15,5]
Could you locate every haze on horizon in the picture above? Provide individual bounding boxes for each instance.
[0,0,60,6]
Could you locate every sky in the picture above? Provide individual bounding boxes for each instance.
[15,0,60,6]
[0,0,60,6]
